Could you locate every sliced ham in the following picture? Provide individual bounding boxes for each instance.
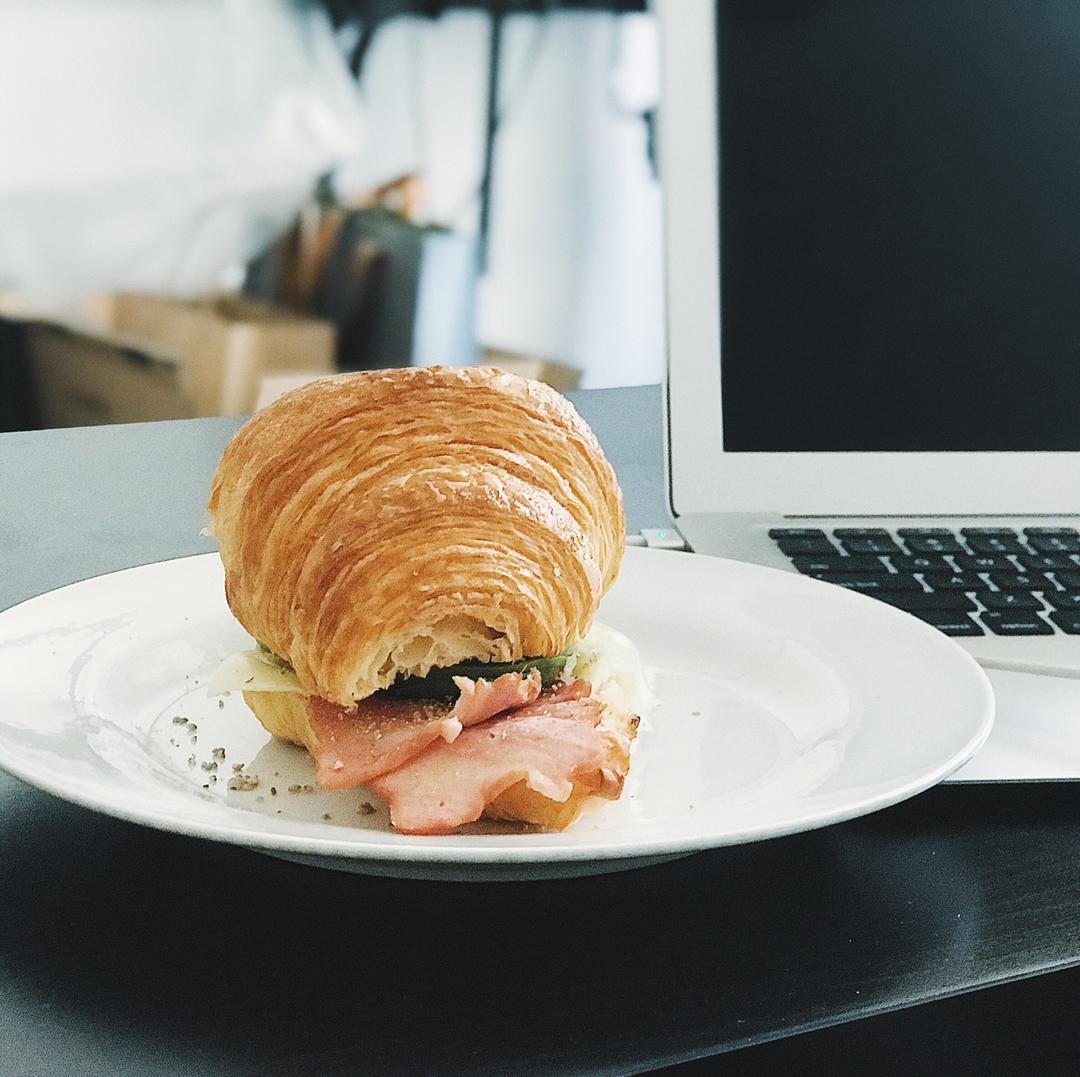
[308,694,459,791]
[308,669,542,790]
[451,669,543,725]
[367,692,611,834]
[512,677,592,709]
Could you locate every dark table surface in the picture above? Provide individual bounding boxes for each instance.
[2,385,1079,1076]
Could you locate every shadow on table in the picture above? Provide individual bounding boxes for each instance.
[5,781,1073,1076]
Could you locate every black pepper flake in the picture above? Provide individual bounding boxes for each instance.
[270,787,277,796]
[171,715,188,725]
[218,699,225,709]
[358,802,376,816]
[211,747,226,760]
[200,761,218,772]
[322,813,332,821]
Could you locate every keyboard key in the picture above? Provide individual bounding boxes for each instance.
[875,591,977,611]
[953,554,1015,572]
[978,590,1044,610]
[965,535,1026,554]
[890,554,955,574]
[914,612,983,636]
[962,527,1020,536]
[923,572,983,591]
[1017,553,1078,572]
[1023,526,1079,536]
[775,537,839,556]
[1048,610,1080,634]
[791,555,888,574]
[1040,592,1080,611]
[904,535,964,554]
[979,611,1053,635]
[832,528,893,537]
[1029,535,1080,553]
[838,536,903,555]
[1055,571,1080,590]
[809,573,922,593]
[896,527,956,537]
[988,572,1053,591]
[769,527,829,539]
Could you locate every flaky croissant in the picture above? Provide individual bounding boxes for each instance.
[207,366,625,706]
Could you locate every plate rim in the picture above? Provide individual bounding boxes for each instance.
[0,549,996,866]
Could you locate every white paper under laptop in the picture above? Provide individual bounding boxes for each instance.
[656,0,1080,780]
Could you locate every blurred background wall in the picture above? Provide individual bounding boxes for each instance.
[0,0,662,432]
[336,7,663,388]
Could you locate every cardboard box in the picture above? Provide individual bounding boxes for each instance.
[480,349,581,393]
[91,293,335,415]
[25,324,192,428]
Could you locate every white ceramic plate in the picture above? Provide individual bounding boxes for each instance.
[0,548,993,880]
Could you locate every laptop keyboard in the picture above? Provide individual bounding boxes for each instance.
[769,526,1080,636]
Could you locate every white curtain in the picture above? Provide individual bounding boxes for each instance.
[336,10,664,389]
[0,0,365,316]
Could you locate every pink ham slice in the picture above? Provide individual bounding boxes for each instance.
[309,670,542,790]
[513,678,592,708]
[368,688,610,834]
[451,669,546,725]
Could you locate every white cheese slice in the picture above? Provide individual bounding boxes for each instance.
[208,649,303,695]
[573,622,650,715]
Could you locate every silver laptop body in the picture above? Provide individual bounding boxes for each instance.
[652,0,1080,682]
[657,0,1080,683]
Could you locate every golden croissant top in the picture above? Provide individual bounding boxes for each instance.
[207,366,626,705]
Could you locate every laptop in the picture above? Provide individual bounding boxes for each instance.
[655,0,1080,779]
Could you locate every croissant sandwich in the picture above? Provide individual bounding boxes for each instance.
[207,366,643,834]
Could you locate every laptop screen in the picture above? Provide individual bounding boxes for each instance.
[717,0,1080,453]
